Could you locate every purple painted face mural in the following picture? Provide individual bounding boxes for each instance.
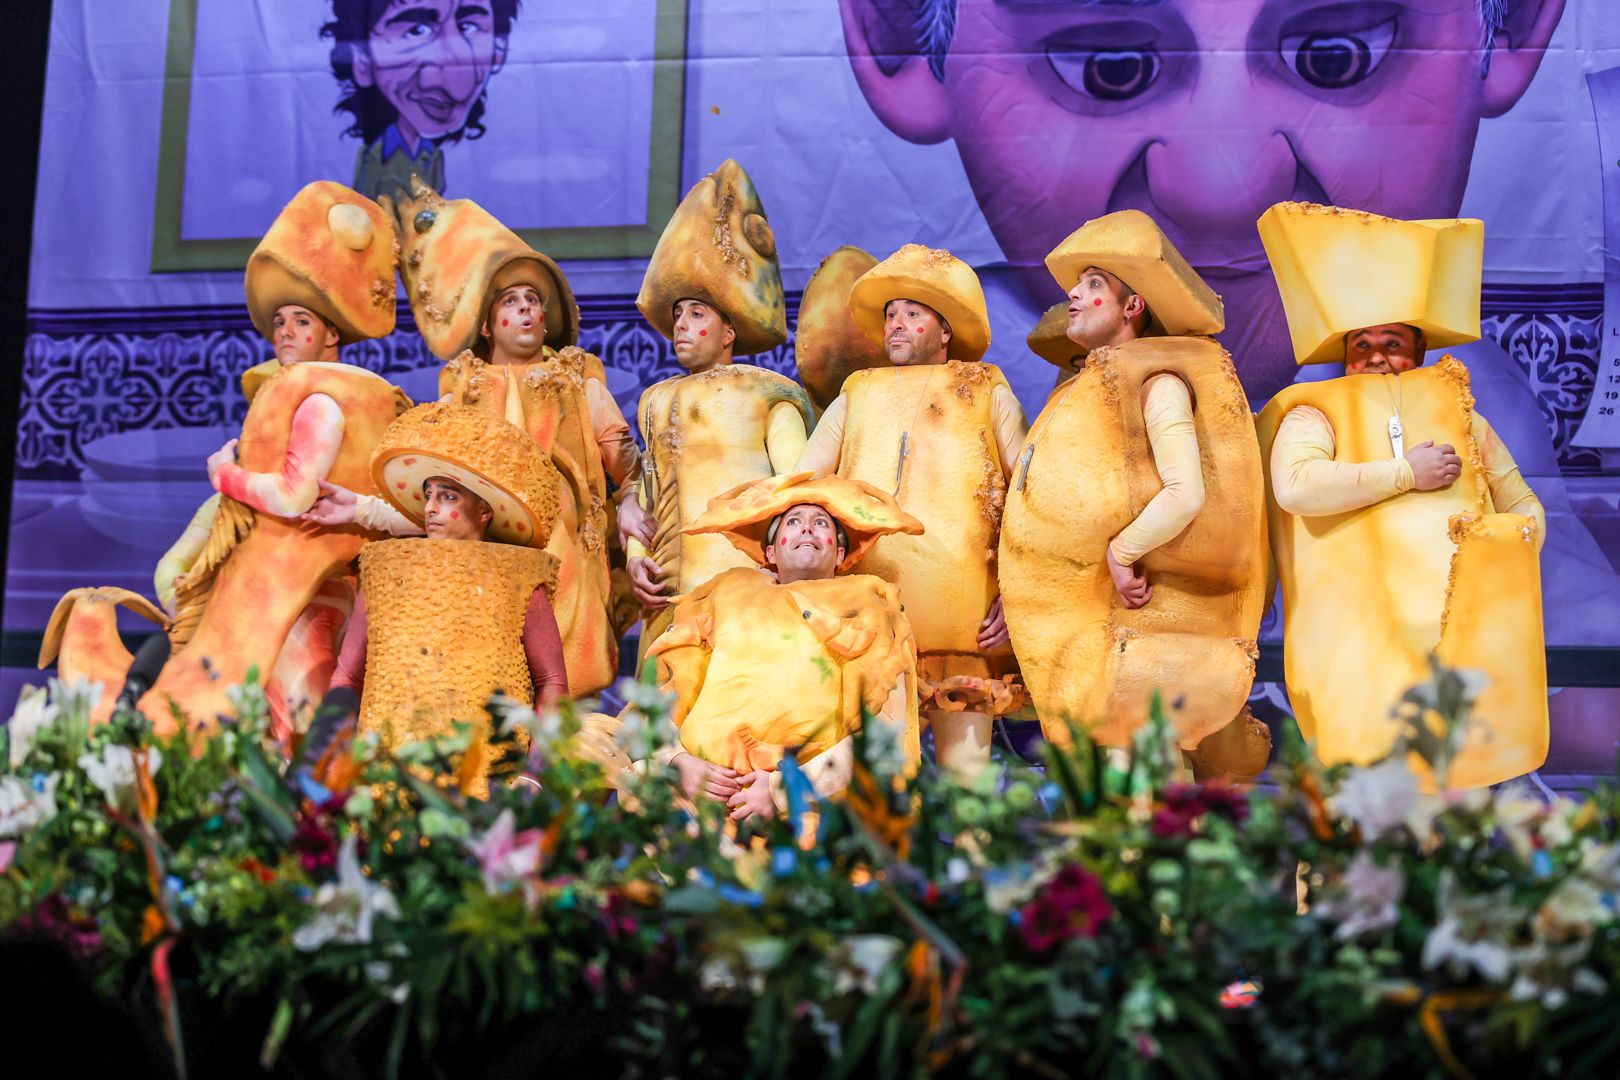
[838,0,1566,401]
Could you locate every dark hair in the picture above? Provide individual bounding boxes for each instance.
[321,0,521,145]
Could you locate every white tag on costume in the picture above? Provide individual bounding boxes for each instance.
[1388,415,1404,459]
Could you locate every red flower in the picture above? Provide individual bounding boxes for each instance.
[238,857,277,885]
[1152,783,1249,838]
[602,892,639,939]
[292,814,339,875]
[1017,864,1113,954]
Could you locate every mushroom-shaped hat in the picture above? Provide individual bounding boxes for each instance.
[1044,209,1223,338]
[1257,201,1483,365]
[389,176,579,360]
[1027,301,1085,372]
[848,244,991,363]
[795,245,890,408]
[372,402,562,549]
[244,181,398,345]
[683,471,923,574]
[636,159,786,356]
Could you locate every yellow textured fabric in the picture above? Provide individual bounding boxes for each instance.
[240,360,282,402]
[1044,209,1224,337]
[440,348,624,695]
[797,362,1026,714]
[636,159,787,356]
[154,494,222,615]
[357,538,555,795]
[1108,374,1206,566]
[1256,358,1548,787]
[141,363,401,733]
[244,182,397,345]
[633,365,814,595]
[1000,337,1268,749]
[647,567,919,773]
[795,245,889,408]
[1258,202,1483,365]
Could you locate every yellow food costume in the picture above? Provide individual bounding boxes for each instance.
[795,246,890,409]
[353,404,561,787]
[1255,202,1547,788]
[797,246,1028,760]
[999,211,1269,769]
[42,182,401,732]
[628,159,815,649]
[651,473,923,808]
[391,178,639,697]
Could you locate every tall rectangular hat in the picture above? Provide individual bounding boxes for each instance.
[1044,209,1223,338]
[1258,201,1483,365]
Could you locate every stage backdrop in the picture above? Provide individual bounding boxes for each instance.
[10,0,1620,765]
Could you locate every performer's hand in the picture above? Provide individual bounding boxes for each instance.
[301,480,359,526]
[1106,544,1152,609]
[206,438,239,488]
[671,751,739,802]
[618,496,657,549]
[976,595,1010,650]
[1405,440,1462,491]
[629,555,673,609]
[727,772,777,821]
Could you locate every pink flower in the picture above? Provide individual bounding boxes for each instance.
[15,894,102,958]
[1151,783,1249,838]
[292,813,339,875]
[466,810,544,900]
[1017,864,1114,954]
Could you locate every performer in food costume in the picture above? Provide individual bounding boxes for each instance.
[794,246,889,410]
[317,179,641,697]
[42,182,403,733]
[796,246,1028,774]
[628,472,922,820]
[1255,202,1548,789]
[323,404,566,793]
[623,159,815,647]
[998,211,1270,777]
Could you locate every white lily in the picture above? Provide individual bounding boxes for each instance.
[0,773,60,838]
[1422,873,1517,982]
[830,934,902,996]
[293,834,400,952]
[77,744,161,811]
[1326,850,1405,940]
[1331,757,1436,842]
[8,686,60,769]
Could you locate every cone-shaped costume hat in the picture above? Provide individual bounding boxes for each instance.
[1044,209,1223,338]
[848,244,991,362]
[389,177,579,360]
[683,471,923,574]
[795,245,890,407]
[244,181,398,345]
[1258,201,1483,365]
[372,402,562,549]
[636,159,786,356]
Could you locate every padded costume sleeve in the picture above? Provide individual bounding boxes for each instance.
[353,493,426,536]
[1109,374,1206,565]
[990,382,1031,477]
[585,377,643,488]
[794,393,848,475]
[1474,412,1546,551]
[1270,403,1414,518]
[764,399,811,473]
[214,393,346,517]
[154,494,221,614]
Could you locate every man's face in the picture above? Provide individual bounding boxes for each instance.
[421,476,491,541]
[671,299,735,372]
[271,305,339,364]
[882,299,952,366]
[353,0,507,144]
[482,284,546,361]
[766,503,846,580]
[842,0,1562,400]
[1344,322,1425,375]
[1065,267,1144,351]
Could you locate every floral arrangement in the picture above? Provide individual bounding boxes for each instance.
[1,663,1617,1079]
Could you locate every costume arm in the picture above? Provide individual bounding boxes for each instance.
[1475,412,1546,551]
[154,494,220,614]
[213,393,345,517]
[523,587,570,705]
[1270,404,1414,517]
[990,383,1031,478]
[327,592,369,695]
[646,581,721,727]
[764,400,811,472]
[353,493,425,536]
[585,377,642,489]
[1109,374,1206,565]
[795,393,848,475]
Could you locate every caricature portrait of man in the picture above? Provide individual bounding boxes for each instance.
[837,0,1620,768]
[323,0,520,202]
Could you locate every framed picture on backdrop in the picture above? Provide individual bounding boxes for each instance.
[150,0,689,270]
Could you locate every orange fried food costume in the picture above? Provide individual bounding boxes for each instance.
[365,179,640,697]
[1256,202,1547,788]
[627,159,814,649]
[42,182,404,733]
[796,245,1028,773]
[998,212,1270,776]
[331,404,564,793]
[637,473,922,811]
